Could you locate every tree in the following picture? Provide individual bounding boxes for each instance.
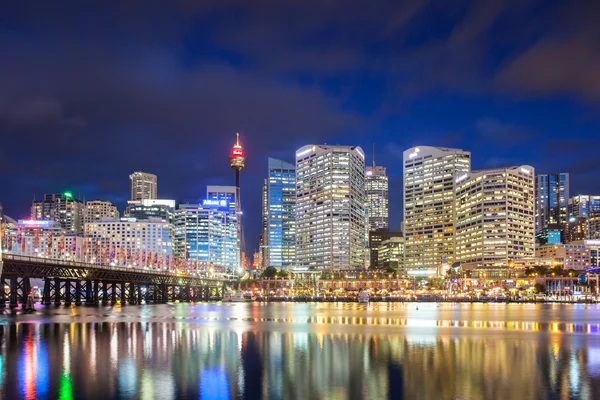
[534,283,546,294]
[278,269,289,279]
[262,266,277,279]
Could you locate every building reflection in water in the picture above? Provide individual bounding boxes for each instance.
[1,319,600,399]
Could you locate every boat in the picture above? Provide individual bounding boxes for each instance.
[358,290,370,304]
[223,290,251,302]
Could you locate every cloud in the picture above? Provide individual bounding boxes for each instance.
[474,117,534,143]
[494,1,600,102]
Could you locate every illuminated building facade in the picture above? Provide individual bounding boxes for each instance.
[368,228,402,268]
[295,145,366,271]
[586,212,600,240]
[6,220,83,260]
[568,195,600,218]
[455,166,535,268]
[260,179,268,268]
[85,217,173,261]
[129,171,157,201]
[83,200,119,225]
[206,186,239,271]
[263,158,296,268]
[128,199,176,222]
[173,202,236,270]
[378,236,405,274]
[565,217,586,243]
[365,165,388,231]
[31,193,84,234]
[403,146,471,275]
[535,243,591,270]
[535,173,569,237]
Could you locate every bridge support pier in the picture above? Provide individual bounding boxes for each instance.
[128,282,135,305]
[92,280,99,305]
[21,278,31,306]
[43,278,51,305]
[85,280,92,305]
[101,281,108,305]
[54,278,61,306]
[0,278,6,308]
[75,280,82,306]
[160,284,168,303]
[111,282,117,305]
[138,284,144,305]
[64,280,72,306]
[9,277,18,309]
[120,282,126,305]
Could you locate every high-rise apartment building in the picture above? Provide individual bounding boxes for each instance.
[172,202,236,270]
[31,193,84,234]
[295,145,366,272]
[129,172,157,201]
[128,199,176,222]
[455,166,535,268]
[365,165,388,231]
[568,195,600,219]
[206,186,239,270]
[260,179,269,268]
[586,212,600,240]
[85,217,173,264]
[535,173,569,236]
[263,158,296,269]
[83,200,120,225]
[403,146,471,275]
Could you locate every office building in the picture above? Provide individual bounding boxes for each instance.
[403,146,471,275]
[368,228,403,269]
[586,212,600,240]
[128,199,176,222]
[568,195,600,219]
[455,166,536,268]
[260,179,269,268]
[378,237,405,274]
[565,217,586,243]
[295,144,366,271]
[263,158,296,269]
[31,193,84,234]
[173,202,236,270]
[535,244,591,270]
[83,200,120,225]
[130,172,157,201]
[206,186,240,271]
[535,173,569,237]
[85,217,173,265]
[365,164,388,231]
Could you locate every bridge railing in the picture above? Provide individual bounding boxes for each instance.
[1,253,237,281]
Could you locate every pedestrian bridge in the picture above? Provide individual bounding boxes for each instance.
[0,253,237,308]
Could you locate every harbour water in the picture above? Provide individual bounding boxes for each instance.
[1,302,600,399]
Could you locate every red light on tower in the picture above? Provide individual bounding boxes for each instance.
[230,132,245,170]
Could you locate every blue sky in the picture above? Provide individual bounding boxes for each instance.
[1,1,599,252]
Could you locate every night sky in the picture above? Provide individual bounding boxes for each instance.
[1,1,600,253]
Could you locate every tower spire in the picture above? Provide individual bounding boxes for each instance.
[372,143,375,168]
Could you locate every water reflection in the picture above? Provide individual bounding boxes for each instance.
[1,308,600,399]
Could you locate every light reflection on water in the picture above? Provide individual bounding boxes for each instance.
[0,303,600,399]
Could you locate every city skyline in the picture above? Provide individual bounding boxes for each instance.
[2,2,600,255]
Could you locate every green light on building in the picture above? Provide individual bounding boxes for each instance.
[63,191,73,199]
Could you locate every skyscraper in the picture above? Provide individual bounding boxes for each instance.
[403,146,471,275]
[455,166,535,268]
[535,173,569,237]
[129,172,157,201]
[295,144,366,272]
[31,193,84,234]
[206,185,239,271]
[263,158,296,269]
[83,200,120,225]
[568,195,600,219]
[173,202,235,270]
[365,165,388,230]
[128,199,176,222]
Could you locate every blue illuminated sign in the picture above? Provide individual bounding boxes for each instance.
[547,230,561,245]
[202,199,229,208]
